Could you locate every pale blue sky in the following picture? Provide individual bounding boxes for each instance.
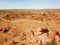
[0,0,60,9]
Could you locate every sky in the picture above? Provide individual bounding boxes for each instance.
[0,0,60,9]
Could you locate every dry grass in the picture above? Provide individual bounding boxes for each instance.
[0,9,60,45]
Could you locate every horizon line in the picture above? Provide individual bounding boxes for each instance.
[0,8,60,10]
